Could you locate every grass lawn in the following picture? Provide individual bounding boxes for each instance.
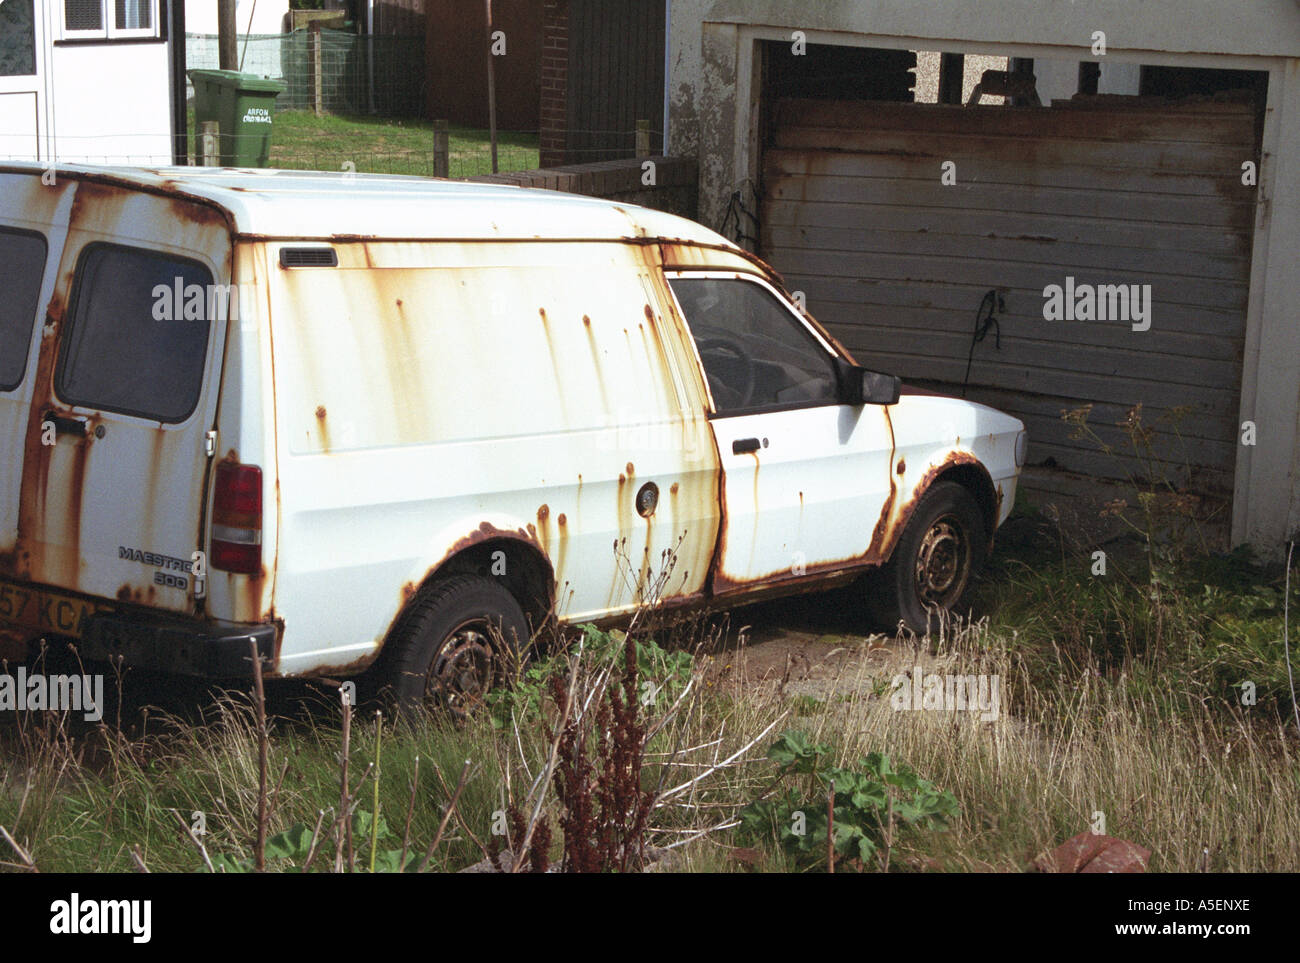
[4,508,1298,873]
[188,109,540,177]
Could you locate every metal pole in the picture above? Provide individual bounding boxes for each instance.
[485,0,498,173]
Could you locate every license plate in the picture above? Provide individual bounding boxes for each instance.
[0,581,101,639]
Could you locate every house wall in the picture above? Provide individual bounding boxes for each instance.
[666,0,1300,556]
[0,2,173,164]
[48,41,172,163]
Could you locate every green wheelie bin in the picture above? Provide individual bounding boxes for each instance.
[188,69,285,167]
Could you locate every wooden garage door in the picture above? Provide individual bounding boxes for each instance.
[761,97,1258,493]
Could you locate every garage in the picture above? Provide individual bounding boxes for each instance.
[671,4,1300,555]
[759,90,1260,497]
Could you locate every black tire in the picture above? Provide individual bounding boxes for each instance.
[372,574,529,721]
[865,480,986,635]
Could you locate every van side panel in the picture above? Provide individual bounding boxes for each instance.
[265,240,721,677]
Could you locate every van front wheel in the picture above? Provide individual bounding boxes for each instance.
[866,481,985,635]
[378,575,528,720]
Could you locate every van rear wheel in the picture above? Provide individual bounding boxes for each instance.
[866,481,985,635]
[377,575,528,721]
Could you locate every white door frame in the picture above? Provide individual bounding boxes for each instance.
[0,0,48,161]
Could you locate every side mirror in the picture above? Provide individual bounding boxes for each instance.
[836,358,901,406]
[860,369,901,406]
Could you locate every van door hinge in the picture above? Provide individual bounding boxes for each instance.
[204,430,217,458]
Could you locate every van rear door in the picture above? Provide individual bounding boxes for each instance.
[0,174,72,642]
[9,181,231,626]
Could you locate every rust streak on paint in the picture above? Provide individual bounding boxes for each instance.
[581,313,610,411]
[8,278,70,581]
[315,405,331,451]
[554,511,568,589]
[536,504,552,558]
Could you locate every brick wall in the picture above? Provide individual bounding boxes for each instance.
[469,155,698,221]
[539,0,570,168]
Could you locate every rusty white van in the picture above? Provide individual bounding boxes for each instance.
[0,164,1026,713]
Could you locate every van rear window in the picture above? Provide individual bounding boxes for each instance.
[56,244,213,423]
[0,228,48,391]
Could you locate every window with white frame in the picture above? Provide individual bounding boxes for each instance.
[61,0,157,41]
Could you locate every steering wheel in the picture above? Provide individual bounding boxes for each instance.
[695,334,756,409]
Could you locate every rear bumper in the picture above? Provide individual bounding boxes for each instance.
[78,610,277,679]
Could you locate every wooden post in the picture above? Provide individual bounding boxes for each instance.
[485,0,498,173]
[199,121,220,166]
[310,22,323,117]
[635,119,650,158]
[433,119,450,178]
[217,0,237,70]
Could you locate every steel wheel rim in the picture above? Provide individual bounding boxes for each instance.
[426,620,496,717]
[914,514,970,608]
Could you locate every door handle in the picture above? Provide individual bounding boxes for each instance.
[43,411,88,437]
[732,437,761,455]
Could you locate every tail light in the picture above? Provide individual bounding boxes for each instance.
[211,462,262,575]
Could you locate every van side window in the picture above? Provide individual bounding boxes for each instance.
[0,228,48,391]
[56,244,213,423]
[668,276,838,414]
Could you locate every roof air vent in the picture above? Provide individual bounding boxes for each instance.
[279,247,338,268]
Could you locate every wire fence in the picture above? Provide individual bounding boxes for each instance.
[186,30,425,117]
[267,132,541,179]
[0,123,660,178]
[262,124,658,178]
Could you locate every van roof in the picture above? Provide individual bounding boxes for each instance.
[0,163,733,247]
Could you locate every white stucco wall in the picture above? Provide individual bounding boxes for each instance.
[47,41,172,163]
[667,0,1300,555]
